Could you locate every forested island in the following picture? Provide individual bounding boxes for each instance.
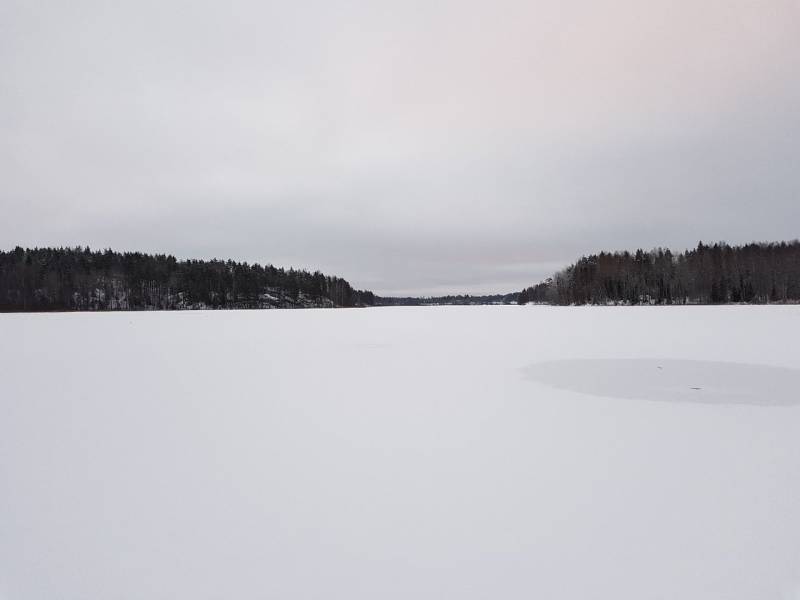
[378,293,518,306]
[0,247,376,311]
[518,241,800,305]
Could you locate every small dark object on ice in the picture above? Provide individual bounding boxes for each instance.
[690,387,702,390]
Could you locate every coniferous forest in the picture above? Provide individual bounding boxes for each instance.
[3,241,800,312]
[518,241,800,305]
[0,247,375,311]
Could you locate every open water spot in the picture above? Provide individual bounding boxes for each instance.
[524,359,800,406]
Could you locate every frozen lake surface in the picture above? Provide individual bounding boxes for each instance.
[2,306,799,599]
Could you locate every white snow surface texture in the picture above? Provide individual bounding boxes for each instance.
[1,306,799,600]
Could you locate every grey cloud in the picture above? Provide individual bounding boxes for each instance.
[2,0,799,295]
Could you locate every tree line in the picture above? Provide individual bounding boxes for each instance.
[377,293,517,306]
[518,241,800,305]
[0,247,376,311]
[5,241,798,312]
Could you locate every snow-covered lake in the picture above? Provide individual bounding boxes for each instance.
[2,306,799,599]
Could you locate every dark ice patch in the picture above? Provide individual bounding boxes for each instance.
[523,359,800,406]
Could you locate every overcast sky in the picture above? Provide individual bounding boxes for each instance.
[2,0,799,295]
